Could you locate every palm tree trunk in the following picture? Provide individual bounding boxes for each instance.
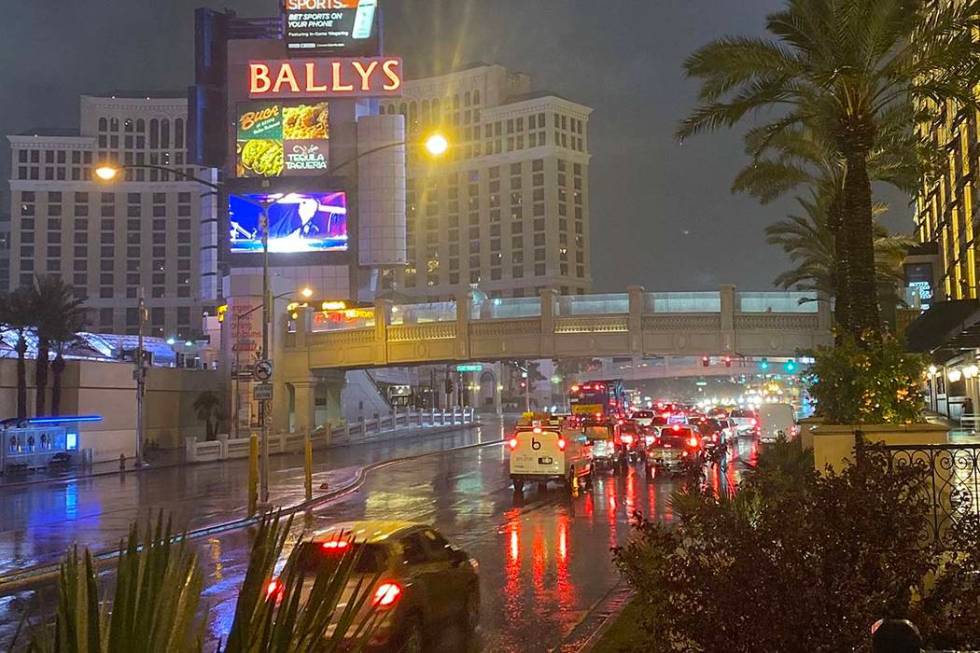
[841,149,882,342]
[35,339,49,416]
[51,353,66,416]
[826,196,851,341]
[16,335,27,421]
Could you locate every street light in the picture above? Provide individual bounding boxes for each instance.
[423,132,450,157]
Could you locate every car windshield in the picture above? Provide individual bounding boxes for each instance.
[297,541,388,576]
[730,410,756,418]
[660,428,694,439]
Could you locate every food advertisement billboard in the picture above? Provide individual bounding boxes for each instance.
[283,0,381,57]
[236,101,329,177]
[228,191,348,254]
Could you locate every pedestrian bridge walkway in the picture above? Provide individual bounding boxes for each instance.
[279,286,833,375]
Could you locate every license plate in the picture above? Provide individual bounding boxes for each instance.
[538,456,554,465]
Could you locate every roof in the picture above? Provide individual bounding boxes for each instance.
[905,300,980,354]
[16,128,81,137]
[310,521,419,543]
[507,90,577,104]
[83,90,188,100]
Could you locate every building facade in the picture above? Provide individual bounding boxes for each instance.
[378,65,593,299]
[914,99,979,302]
[6,94,217,338]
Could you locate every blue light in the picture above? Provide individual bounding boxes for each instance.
[28,415,103,425]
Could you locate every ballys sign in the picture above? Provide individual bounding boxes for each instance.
[248,57,402,99]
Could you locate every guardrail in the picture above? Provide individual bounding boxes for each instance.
[183,407,478,463]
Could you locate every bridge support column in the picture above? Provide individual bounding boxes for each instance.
[374,299,391,366]
[540,288,558,357]
[455,291,472,360]
[291,379,317,436]
[720,284,736,353]
[627,285,645,359]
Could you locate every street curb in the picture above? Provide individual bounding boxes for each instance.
[553,582,634,653]
[0,421,483,491]
[0,436,505,593]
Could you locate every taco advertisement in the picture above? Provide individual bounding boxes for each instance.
[236,101,330,177]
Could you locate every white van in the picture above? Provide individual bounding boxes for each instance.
[758,403,797,443]
[508,422,591,492]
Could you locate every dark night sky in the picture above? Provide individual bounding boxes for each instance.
[0,0,913,292]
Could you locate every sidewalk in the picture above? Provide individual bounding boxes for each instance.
[0,419,501,579]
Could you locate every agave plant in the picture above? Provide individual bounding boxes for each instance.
[23,512,380,653]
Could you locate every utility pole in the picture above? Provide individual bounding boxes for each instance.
[134,289,147,467]
[260,205,271,505]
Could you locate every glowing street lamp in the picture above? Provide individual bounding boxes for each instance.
[94,164,120,181]
[424,132,450,157]
[300,287,314,299]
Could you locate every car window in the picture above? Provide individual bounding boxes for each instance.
[400,533,428,565]
[420,529,451,561]
[297,542,388,575]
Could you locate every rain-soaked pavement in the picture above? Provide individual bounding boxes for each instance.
[0,419,758,651]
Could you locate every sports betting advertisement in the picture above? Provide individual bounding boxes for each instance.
[228,191,348,253]
[236,101,329,177]
[283,0,381,57]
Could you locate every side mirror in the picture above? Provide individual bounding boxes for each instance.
[449,548,468,567]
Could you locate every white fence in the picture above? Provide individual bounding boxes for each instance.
[184,407,478,463]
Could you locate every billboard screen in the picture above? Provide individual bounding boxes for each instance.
[283,0,381,57]
[236,101,329,177]
[229,191,348,253]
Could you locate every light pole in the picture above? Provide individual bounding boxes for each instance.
[134,289,147,467]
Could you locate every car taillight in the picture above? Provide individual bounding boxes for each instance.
[373,582,403,608]
[712,433,718,442]
[509,437,519,450]
[750,418,758,427]
[672,424,680,432]
[645,436,655,445]
[688,437,698,448]
[266,578,285,603]
[321,539,350,552]
[621,434,633,444]
[558,438,567,451]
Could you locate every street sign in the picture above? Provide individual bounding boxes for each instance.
[254,383,274,401]
[456,364,483,373]
[254,360,273,381]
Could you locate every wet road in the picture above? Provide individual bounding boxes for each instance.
[0,423,758,651]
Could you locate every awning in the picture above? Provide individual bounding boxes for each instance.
[905,300,980,354]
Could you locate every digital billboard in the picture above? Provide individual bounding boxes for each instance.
[228,191,348,253]
[283,0,381,57]
[236,101,329,177]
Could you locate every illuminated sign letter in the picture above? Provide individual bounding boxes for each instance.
[250,64,272,94]
[273,64,301,94]
[331,62,355,92]
[305,62,328,92]
[352,60,379,91]
[382,59,402,91]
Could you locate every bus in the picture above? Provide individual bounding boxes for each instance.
[568,380,627,424]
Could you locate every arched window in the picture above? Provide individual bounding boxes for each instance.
[464,91,471,107]
[174,118,184,148]
[399,103,407,115]
[136,119,145,133]
[473,90,480,105]
[421,100,430,122]
[98,118,107,132]
[149,119,159,149]
[109,118,119,131]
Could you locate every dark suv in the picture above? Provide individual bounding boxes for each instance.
[280,521,480,652]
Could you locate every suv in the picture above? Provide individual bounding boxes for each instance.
[278,521,480,652]
[645,425,703,473]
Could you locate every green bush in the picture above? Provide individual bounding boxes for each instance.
[613,440,979,652]
[806,336,925,425]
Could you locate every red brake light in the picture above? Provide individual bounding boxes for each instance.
[571,385,580,393]
[621,434,633,444]
[750,418,758,427]
[373,582,403,608]
[688,437,698,447]
[266,578,285,603]
[509,437,519,450]
[558,438,567,451]
[321,540,350,552]
[672,424,680,432]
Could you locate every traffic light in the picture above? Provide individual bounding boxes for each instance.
[724,356,732,368]
[784,359,798,374]
[701,356,710,367]
[759,358,770,371]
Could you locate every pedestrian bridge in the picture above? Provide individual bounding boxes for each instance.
[279,286,833,376]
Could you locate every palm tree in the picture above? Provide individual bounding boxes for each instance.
[766,195,913,311]
[31,275,86,417]
[193,390,226,441]
[3,287,36,421]
[678,0,980,341]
